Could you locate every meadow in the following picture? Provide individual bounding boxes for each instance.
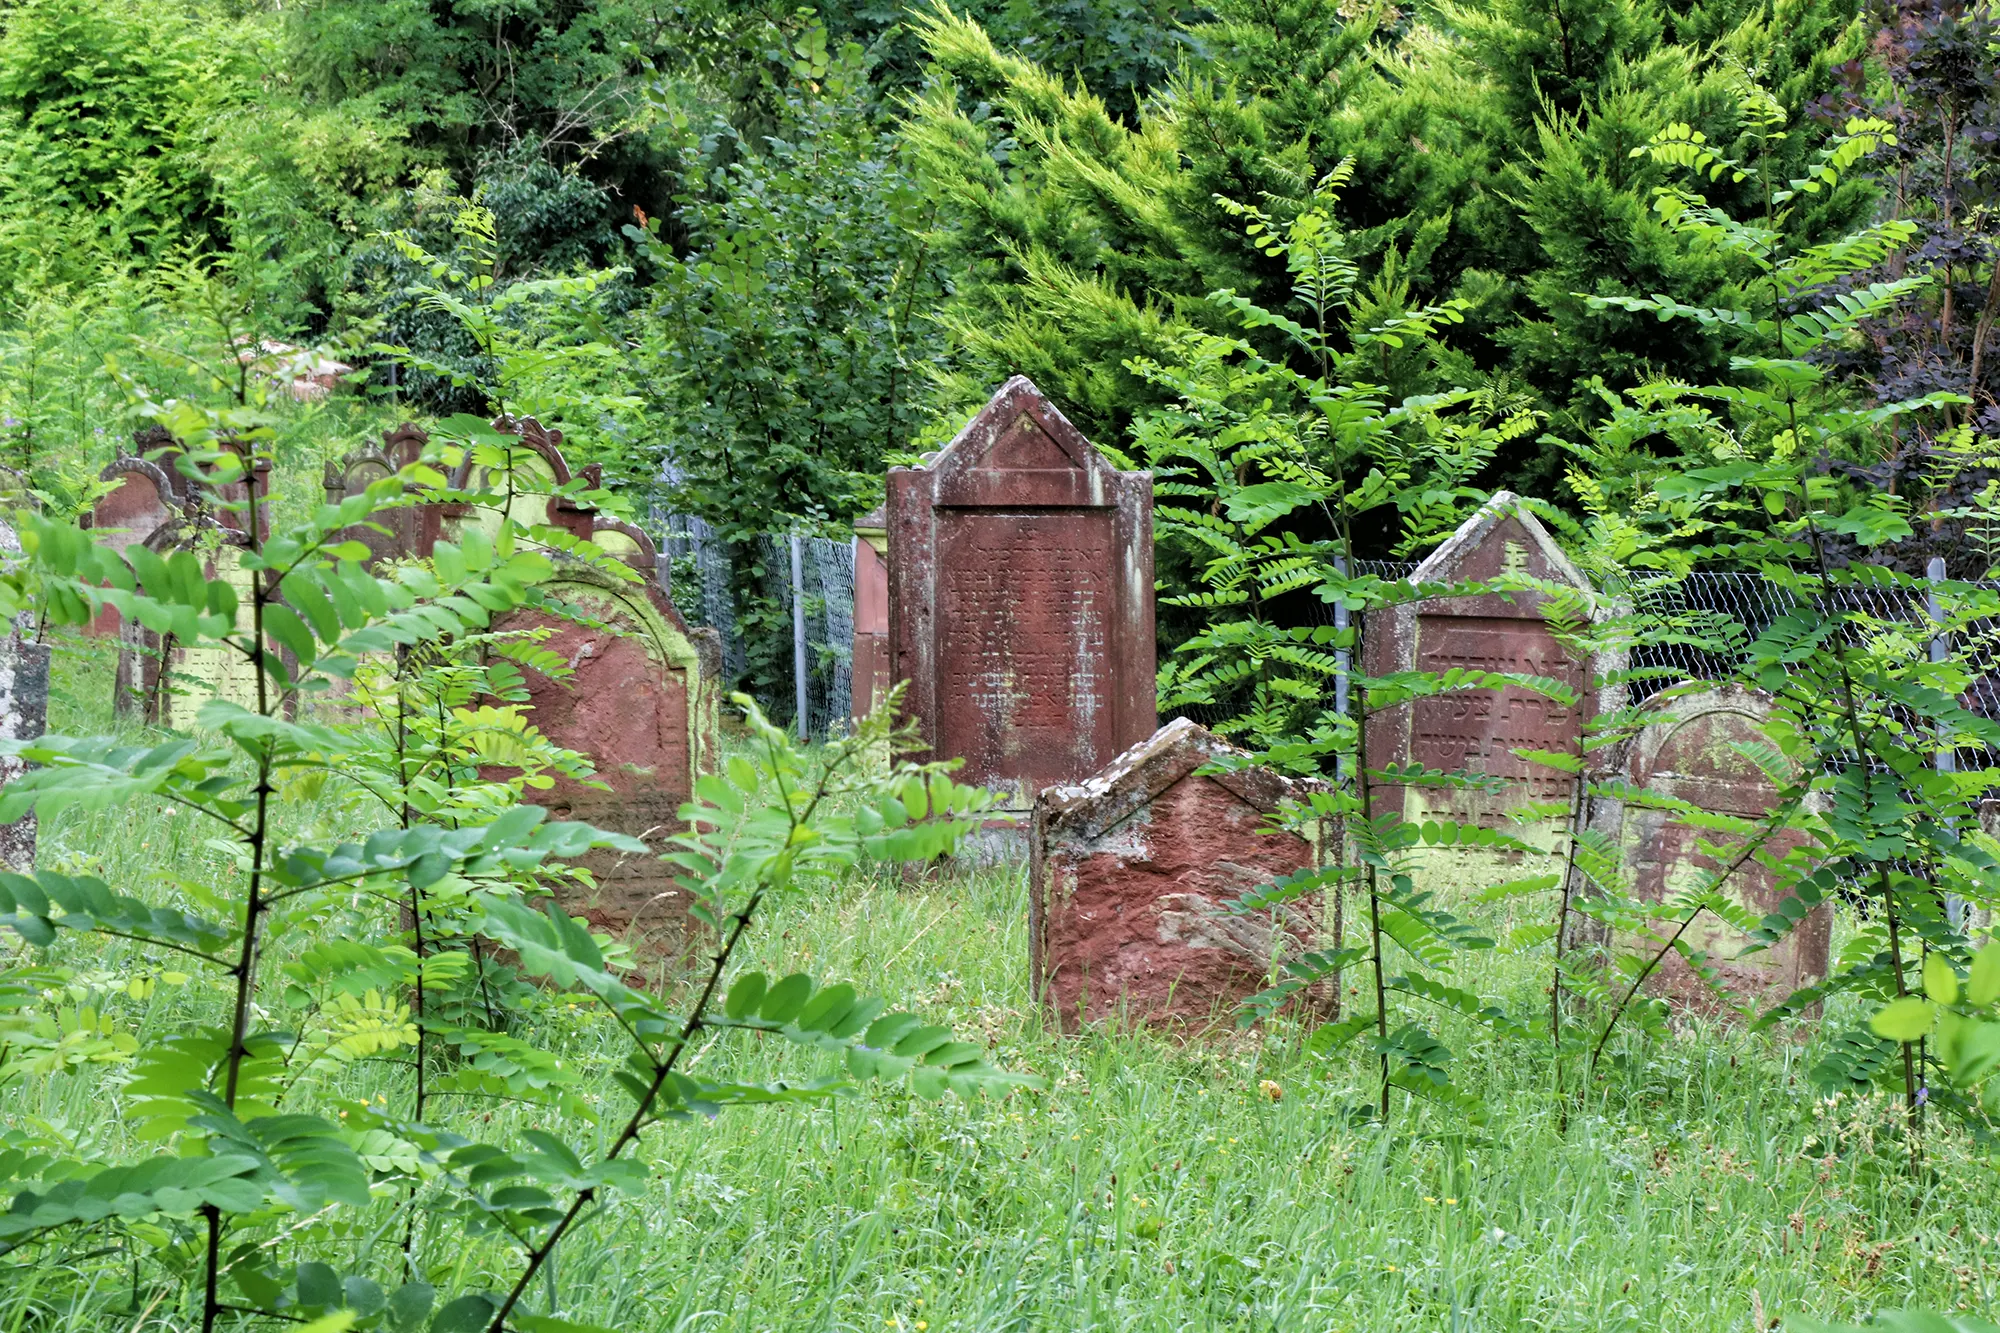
[7,632,1996,1332]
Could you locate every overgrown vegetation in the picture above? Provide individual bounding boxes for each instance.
[7,0,2000,1329]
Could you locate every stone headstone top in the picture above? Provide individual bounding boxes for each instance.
[1363,493,1621,888]
[1619,684,1828,1011]
[1035,716,1308,843]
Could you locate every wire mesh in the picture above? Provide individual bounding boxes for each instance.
[754,533,855,741]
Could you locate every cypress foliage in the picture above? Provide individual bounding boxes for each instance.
[903,0,1874,493]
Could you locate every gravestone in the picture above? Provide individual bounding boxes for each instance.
[887,377,1154,835]
[473,431,717,957]
[0,517,48,870]
[1621,685,1828,1010]
[82,455,190,639]
[850,506,891,722]
[1031,718,1335,1029]
[448,416,599,543]
[83,439,266,724]
[322,423,439,568]
[1362,492,1618,891]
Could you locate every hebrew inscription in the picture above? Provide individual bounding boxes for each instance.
[1410,616,1584,817]
[936,509,1114,791]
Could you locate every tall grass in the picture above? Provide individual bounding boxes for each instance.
[6,695,1999,1332]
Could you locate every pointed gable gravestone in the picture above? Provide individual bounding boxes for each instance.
[1621,685,1828,1010]
[1031,718,1336,1029]
[887,377,1154,832]
[1362,493,1620,891]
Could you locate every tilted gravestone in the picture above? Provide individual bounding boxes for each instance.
[1363,492,1619,892]
[469,423,719,957]
[850,506,891,723]
[1030,718,1335,1029]
[1620,685,1828,1010]
[0,517,48,870]
[888,377,1154,839]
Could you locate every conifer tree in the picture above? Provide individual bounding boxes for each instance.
[902,0,1872,496]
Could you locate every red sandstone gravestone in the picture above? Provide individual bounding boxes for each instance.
[470,427,719,959]
[1621,685,1827,1011]
[82,437,270,724]
[850,506,891,722]
[1363,492,1619,891]
[1031,718,1336,1029]
[887,377,1154,834]
[322,423,442,569]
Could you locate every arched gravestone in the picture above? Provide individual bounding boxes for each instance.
[83,444,266,725]
[1622,685,1828,1010]
[458,426,721,958]
[322,423,439,568]
[1362,492,1621,891]
[1030,718,1335,1029]
[490,556,712,957]
[446,416,601,544]
[887,377,1155,830]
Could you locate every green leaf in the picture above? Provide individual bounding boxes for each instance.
[430,1293,497,1333]
[758,973,813,1024]
[1870,996,1935,1043]
[1968,941,2000,1008]
[389,1282,435,1332]
[1924,953,1959,1006]
[724,972,768,1020]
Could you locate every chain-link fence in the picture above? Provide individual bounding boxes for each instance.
[651,510,858,739]
[759,533,854,741]
[644,504,2000,751]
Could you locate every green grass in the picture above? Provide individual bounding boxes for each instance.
[5,640,2000,1332]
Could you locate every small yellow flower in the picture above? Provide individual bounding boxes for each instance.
[1445,1198,1457,1205]
[1424,1196,1437,1204]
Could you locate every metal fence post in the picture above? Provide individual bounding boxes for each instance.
[1928,556,1966,933]
[791,533,809,742]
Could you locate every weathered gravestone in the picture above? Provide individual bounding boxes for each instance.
[1030,717,1336,1029]
[888,377,1154,839]
[0,517,48,870]
[1620,685,1828,1010]
[84,436,266,726]
[447,416,602,542]
[470,422,719,957]
[322,423,440,568]
[1363,492,1618,892]
[850,506,891,722]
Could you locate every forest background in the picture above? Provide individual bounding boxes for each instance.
[5,0,1990,709]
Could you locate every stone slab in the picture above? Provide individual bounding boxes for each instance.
[1030,717,1334,1029]
[888,377,1154,831]
[0,518,47,870]
[1363,492,1621,892]
[851,507,890,721]
[1620,685,1828,1011]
